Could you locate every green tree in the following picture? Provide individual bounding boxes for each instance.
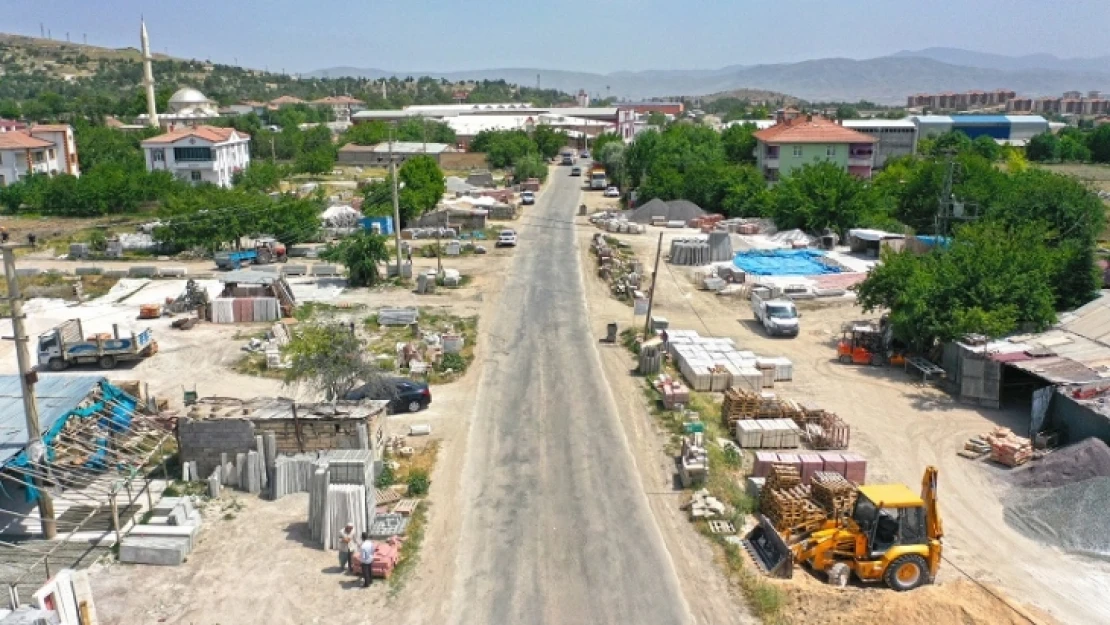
[342,121,390,146]
[283,322,388,400]
[646,111,667,126]
[596,141,626,188]
[513,153,548,182]
[1087,125,1110,163]
[233,161,287,192]
[970,135,1002,161]
[1025,132,1060,162]
[398,155,446,223]
[721,122,758,164]
[921,130,972,157]
[720,165,770,217]
[321,231,392,287]
[470,129,537,168]
[855,222,1058,351]
[1059,136,1092,162]
[834,104,860,120]
[767,161,881,232]
[532,124,568,159]
[295,147,336,174]
[396,117,456,144]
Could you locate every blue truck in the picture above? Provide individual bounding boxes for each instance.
[38,319,157,370]
[214,239,287,271]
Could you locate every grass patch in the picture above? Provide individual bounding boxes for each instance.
[162,480,208,499]
[388,502,427,593]
[232,352,284,379]
[294,301,340,321]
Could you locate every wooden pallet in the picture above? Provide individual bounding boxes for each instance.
[392,498,420,516]
[708,520,736,534]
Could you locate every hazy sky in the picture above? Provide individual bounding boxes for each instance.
[6,0,1108,73]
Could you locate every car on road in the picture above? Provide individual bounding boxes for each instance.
[570,166,582,176]
[580,150,590,159]
[345,377,431,414]
[604,186,620,197]
[496,229,518,247]
[520,190,535,205]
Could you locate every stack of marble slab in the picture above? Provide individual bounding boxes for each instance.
[119,497,203,566]
[306,450,377,551]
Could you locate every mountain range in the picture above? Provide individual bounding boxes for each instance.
[309,48,1110,105]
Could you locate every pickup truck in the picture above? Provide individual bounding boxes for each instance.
[751,289,800,337]
[38,319,157,370]
[214,239,287,270]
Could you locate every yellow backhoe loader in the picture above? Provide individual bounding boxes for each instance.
[745,466,942,591]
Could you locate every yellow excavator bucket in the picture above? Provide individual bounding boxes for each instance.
[743,514,794,578]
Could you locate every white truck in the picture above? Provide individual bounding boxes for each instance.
[750,289,800,337]
[589,164,607,190]
[38,319,158,370]
[560,149,576,166]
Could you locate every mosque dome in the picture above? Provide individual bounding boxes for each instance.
[168,88,210,106]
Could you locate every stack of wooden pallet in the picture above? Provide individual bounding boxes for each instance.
[985,427,1033,467]
[722,388,758,427]
[810,472,858,518]
[806,413,851,450]
[759,464,826,530]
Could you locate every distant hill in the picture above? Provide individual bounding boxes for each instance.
[696,88,800,106]
[311,53,1110,105]
[892,47,1110,75]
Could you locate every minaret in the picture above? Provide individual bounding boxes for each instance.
[141,19,159,128]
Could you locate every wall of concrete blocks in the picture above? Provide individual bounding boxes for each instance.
[254,419,365,455]
[178,418,258,478]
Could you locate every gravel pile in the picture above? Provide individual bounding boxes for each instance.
[1003,437,1110,557]
[1012,437,1110,489]
[628,198,706,224]
[1004,477,1110,558]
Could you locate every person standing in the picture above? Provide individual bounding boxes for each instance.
[358,532,375,587]
[338,522,356,573]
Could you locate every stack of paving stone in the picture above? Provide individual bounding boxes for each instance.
[119,497,204,566]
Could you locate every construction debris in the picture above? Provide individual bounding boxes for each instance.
[683,489,726,520]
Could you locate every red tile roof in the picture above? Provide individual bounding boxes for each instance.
[270,95,306,106]
[30,124,72,133]
[141,125,249,145]
[753,115,876,144]
[0,132,54,149]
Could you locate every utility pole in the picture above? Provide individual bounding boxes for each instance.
[389,124,403,278]
[422,117,427,154]
[2,244,56,539]
[642,232,664,337]
[270,136,276,164]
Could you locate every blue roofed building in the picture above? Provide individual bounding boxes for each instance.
[911,114,1049,146]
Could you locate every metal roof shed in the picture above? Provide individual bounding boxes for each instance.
[0,375,104,469]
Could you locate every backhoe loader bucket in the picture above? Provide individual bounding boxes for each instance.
[743,514,794,579]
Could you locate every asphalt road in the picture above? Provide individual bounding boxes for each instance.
[448,168,691,625]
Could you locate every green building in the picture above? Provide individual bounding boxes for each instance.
[753,111,877,182]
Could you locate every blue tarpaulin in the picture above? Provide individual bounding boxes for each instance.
[733,249,842,276]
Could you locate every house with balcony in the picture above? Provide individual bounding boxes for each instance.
[141,125,251,188]
[753,112,877,182]
[0,124,79,187]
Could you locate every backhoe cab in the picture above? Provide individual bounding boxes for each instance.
[746,466,942,592]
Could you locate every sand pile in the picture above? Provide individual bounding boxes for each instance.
[1011,437,1110,488]
[1004,437,1110,557]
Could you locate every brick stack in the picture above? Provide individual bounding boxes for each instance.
[811,472,858,519]
[654,374,690,410]
[985,427,1033,467]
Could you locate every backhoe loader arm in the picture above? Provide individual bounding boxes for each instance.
[921,466,942,541]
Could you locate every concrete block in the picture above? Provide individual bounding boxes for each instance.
[14,268,42,277]
[128,523,201,551]
[128,266,158,277]
[119,536,189,565]
[104,269,128,278]
[157,266,188,277]
[312,264,338,276]
[75,266,103,276]
[283,264,307,276]
[250,265,279,273]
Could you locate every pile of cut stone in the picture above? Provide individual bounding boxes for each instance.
[119,497,203,566]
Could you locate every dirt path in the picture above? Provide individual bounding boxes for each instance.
[575,216,1110,625]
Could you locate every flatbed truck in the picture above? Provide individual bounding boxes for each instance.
[38,319,157,370]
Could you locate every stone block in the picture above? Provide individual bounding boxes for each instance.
[157,266,188,277]
[75,266,103,276]
[128,266,158,277]
[283,264,307,276]
[14,268,42,277]
[119,536,189,565]
[128,523,201,551]
[104,269,128,278]
[312,264,338,276]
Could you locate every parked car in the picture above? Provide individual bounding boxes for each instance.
[570,166,582,176]
[345,377,431,413]
[521,191,535,205]
[604,186,620,197]
[496,229,518,247]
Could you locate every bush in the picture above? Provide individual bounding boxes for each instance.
[375,463,396,488]
[406,469,430,496]
[438,352,466,373]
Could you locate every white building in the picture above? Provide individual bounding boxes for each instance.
[137,87,222,128]
[141,125,251,187]
[0,124,79,187]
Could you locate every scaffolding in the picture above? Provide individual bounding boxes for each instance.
[0,382,174,609]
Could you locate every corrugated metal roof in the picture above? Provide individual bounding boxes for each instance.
[950,115,1010,124]
[0,375,104,467]
[1061,292,1110,345]
[218,270,279,285]
[842,119,917,129]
